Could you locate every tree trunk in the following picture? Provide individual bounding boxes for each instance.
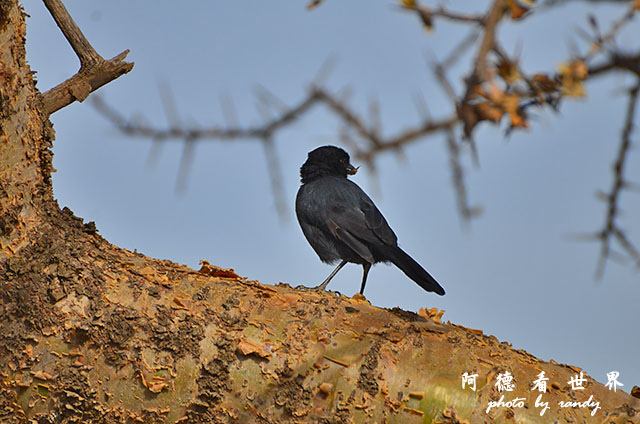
[1,2,638,423]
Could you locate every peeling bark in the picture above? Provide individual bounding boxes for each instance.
[1,1,639,423]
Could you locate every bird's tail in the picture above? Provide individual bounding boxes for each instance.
[385,246,445,295]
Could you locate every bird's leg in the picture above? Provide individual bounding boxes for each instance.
[359,263,371,294]
[311,259,348,291]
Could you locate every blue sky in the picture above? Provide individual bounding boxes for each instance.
[23,0,639,391]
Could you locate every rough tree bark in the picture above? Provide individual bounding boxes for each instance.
[0,1,638,423]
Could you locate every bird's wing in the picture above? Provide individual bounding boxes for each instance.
[327,218,375,263]
[358,194,397,245]
[328,181,398,248]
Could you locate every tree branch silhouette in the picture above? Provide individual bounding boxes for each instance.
[595,81,640,277]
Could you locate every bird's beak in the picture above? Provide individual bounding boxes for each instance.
[346,164,359,175]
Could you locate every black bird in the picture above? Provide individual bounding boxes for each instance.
[295,145,445,296]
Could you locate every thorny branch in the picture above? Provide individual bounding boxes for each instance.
[445,128,483,221]
[92,86,458,219]
[595,82,640,278]
[93,1,640,277]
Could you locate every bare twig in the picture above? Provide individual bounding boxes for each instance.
[93,90,319,219]
[312,87,458,155]
[93,84,459,218]
[583,7,637,63]
[595,81,640,278]
[92,90,318,142]
[42,0,100,66]
[176,137,197,195]
[263,137,288,220]
[400,2,485,27]
[589,52,640,79]
[445,129,482,222]
[428,6,485,25]
[94,83,459,159]
[312,87,382,146]
[40,0,133,115]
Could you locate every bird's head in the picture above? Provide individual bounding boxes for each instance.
[300,145,359,183]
